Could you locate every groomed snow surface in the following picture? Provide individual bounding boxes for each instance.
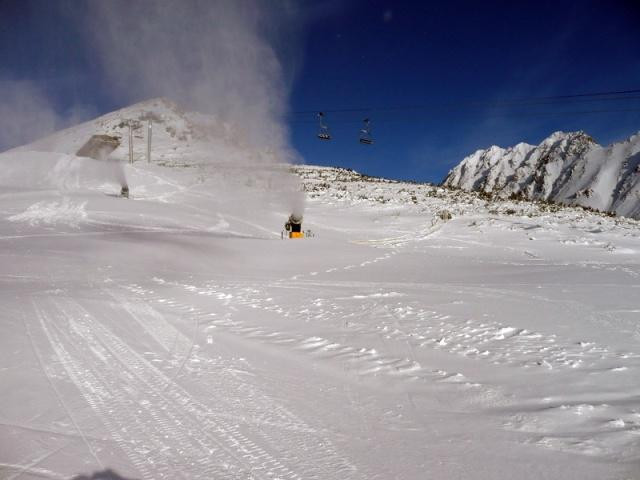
[2,151,640,478]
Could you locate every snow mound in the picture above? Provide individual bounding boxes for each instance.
[9,198,88,227]
[0,151,126,191]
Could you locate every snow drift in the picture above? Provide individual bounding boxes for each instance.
[0,151,126,193]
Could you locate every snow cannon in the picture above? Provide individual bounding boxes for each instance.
[120,184,130,198]
[284,213,304,239]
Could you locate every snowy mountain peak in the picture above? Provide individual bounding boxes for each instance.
[444,130,640,219]
[542,129,590,143]
[537,130,596,155]
[125,96,182,112]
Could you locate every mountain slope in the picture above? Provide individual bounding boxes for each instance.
[11,97,282,167]
[443,131,640,219]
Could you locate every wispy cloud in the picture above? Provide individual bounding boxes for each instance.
[0,79,92,152]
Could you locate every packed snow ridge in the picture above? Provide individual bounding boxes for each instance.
[443,130,640,219]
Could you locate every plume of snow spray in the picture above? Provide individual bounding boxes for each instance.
[86,1,296,149]
[83,0,304,216]
[0,80,59,152]
[0,79,95,153]
[2,1,306,219]
[101,155,128,194]
[87,0,303,218]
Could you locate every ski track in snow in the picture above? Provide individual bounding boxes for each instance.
[120,248,640,465]
[107,289,361,479]
[5,204,639,476]
[25,291,363,480]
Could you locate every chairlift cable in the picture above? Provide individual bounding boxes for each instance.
[292,106,640,126]
[289,87,640,116]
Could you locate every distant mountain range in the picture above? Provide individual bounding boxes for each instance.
[443,130,640,219]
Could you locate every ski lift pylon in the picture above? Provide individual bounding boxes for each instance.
[317,112,331,140]
[359,118,373,145]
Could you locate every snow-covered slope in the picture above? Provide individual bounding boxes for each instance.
[2,104,640,480]
[5,97,302,227]
[443,131,640,219]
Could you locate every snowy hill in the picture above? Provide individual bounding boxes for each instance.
[12,97,284,167]
[443,130,640,219]
[4,97,302,230]
[1,102,640,479]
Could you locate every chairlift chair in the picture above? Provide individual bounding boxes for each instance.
[359,118,373,145]
[317,112,331,140]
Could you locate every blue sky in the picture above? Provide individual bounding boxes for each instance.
[1,0,639,183]
[289,0,640,182]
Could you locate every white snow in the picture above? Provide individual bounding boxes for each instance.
[8,198,88,227]
[1,103,639,480]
